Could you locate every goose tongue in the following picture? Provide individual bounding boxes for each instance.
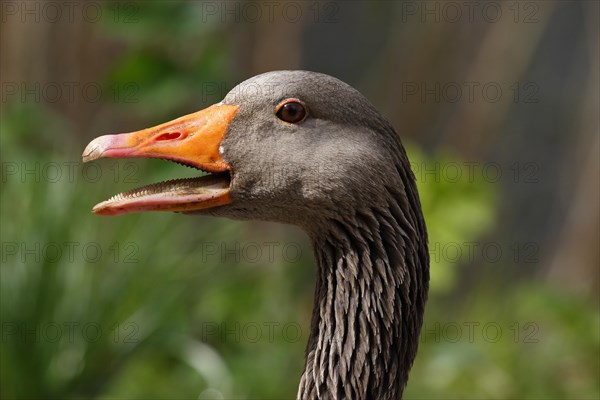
[82,104,238,216]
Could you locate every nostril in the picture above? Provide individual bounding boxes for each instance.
[156,132,182,141]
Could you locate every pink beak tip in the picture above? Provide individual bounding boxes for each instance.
[82,134,127,162]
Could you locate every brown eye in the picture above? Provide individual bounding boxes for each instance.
[276,100,307,123]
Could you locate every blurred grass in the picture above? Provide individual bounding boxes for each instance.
[1,103,598,399]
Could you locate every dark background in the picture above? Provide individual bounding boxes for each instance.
[1,1,598,398]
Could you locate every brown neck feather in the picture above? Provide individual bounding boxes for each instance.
[298,198,429,400]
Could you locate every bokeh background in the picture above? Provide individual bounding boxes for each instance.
[1,1,598,399]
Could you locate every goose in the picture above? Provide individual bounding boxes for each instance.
[83,70,429,399]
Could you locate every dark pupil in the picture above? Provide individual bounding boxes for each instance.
[285,104,298,117]
[280,102,305,122]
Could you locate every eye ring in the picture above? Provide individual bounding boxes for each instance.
[275,99,308,124]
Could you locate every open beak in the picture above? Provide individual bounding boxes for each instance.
[82,104,238,216]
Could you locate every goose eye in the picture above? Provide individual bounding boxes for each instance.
[276,100,307,123]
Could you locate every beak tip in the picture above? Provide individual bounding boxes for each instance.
[82,144,99,162]
[82,134,116,162]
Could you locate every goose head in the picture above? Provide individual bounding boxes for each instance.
[83,71,414,231]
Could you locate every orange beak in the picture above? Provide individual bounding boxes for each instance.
[82,104,238,216]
